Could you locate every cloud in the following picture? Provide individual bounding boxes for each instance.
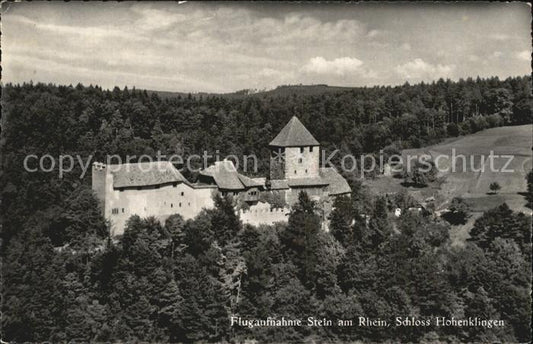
[367,29,380,38]
[302,56,364,75]
[2,3,531,92]
[516,50,531,61]
[489,33,510,41]
[401,43,411,51]
[396,58,455,80]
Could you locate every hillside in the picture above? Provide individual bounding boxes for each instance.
[369,125,531,205]
[364,125,533,245]
[409,125,531,208]
[365,124,532,244]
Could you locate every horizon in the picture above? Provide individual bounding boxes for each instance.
[2,2,531,93]
[4,74,531,96]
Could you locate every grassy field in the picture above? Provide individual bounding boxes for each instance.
[364,124,532,245]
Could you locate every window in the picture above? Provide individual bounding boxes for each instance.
[300,147,304,154]
[298,158,303,163]
[305,169,308,174]
[171,203,173,208]
[173,183,177,188]
[122,208,124,213]
[112,208,119,215]
[310,146,314,152]
[294,170,297,175]
[188,202,191,206]
[179,202,182,207]
[181,192,184,196]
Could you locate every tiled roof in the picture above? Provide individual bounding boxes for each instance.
[320,167,351,195]
[269,116,320,147]
[238,174,263,188]
[112,161,188,188]
[200,160,262,190]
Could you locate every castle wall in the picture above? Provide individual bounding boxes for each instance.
[92,163,107,209]
[105,180,216,236]
[239,202,290,226]
[285,186,327,205]
[285,146,320,179]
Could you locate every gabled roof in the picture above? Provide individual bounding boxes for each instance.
[200,160,262,191]
[112,161,188,188]
[319,167,351,195]
[238,174,263,188]
[269,116,320,147]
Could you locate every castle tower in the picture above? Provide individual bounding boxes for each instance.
[269,116,320,180]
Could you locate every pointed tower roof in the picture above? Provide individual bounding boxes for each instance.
[269,116,319,147]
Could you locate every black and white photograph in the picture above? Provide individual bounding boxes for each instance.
[1,2,532,343]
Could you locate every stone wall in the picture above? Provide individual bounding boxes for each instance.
[284,146,320,179]
[239,201,290,226]
[92,163,217,236]
[106,183,216,236]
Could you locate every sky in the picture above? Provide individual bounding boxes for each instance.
[2,2,531,93]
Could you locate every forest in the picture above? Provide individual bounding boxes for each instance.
[1,75,532,343]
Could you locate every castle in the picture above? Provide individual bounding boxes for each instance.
[92,116,351,236]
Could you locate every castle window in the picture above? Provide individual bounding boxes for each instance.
[112,208,119,215]
[305,169,308,174]
[171,203,173,208]
[122,208,124,213]
[179,202,182,207]
[298,158,303,163]
[181,192,184,196]
[188,202,191,206]
[294,170,297,175]
[310,146,314,152]
[300,147,304,154]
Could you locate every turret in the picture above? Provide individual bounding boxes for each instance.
[269,116,320,181]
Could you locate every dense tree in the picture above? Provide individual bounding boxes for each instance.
[404,160,437,187]
[468,203,531,254]
[442,196,472,225]
[328,195,354,246]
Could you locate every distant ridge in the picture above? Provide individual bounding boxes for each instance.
[147,84,361,100]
